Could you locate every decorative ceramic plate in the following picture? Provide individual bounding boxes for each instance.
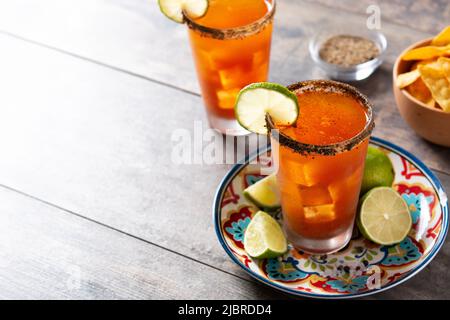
[213,137,448,298]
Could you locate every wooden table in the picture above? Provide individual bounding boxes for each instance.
[0,0,449,299]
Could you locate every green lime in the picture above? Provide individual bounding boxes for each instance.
[158,0,209,23]
[234,82,299,134]
[360,146,394,195]
[357,187,412,245]
[244,211,287,259]
[243,173,281,211]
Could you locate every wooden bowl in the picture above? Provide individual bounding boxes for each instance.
[393,38,450,147]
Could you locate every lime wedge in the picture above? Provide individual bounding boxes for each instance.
[244,211,287,259]
[158,0,209,23]
[234,82,299,134]
[357,187,412,245]
[243,173,281,211]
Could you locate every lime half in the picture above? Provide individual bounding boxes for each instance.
[244,211,287,259]
[158,0,209,23]
[234,82,299,134]
[357,187,412,245]
[243,173,281,211]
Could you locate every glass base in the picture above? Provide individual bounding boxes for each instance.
[284,223,354,255]
[207,112,250,136]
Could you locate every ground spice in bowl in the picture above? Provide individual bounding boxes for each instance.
[319,35,380,67]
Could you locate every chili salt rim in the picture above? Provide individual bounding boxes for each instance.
[183,0,276,40]
[266,80,375,156]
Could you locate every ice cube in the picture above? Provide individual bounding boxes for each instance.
[303,204,336,222]
[197,50,219,71]
[197,48,235,71]
[299,185,333,206]
[252,50,267,67]
[302,160,327,186]
[218,66,247,90]
[217,88,240,109]
[278,159,315,186]
[280,189,303,217]
[328,167,363,203]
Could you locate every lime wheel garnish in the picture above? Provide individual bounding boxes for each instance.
[158,0,209,23]
[234,82,299,134]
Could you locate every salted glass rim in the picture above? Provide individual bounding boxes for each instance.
[266,80,375,156]
[183,0,276,40]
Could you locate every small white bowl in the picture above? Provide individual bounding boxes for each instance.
[309,27,387,81]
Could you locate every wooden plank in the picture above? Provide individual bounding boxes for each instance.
[0,0,433,93]
[0,0,431,93]
[0,33,250,280]
[0,0,448,174]
[0,186,287,299]
[303,0,450,34]
[0,0,208,93]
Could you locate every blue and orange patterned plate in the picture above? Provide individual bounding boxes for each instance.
[213,137,448,298]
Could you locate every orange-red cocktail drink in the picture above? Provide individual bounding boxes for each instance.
[185,0,275,135]
[268,80,374,254]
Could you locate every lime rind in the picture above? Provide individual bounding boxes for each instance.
[360,146,395,195]
[235,82,299,134]
[357,187,412,245]
[243,173,281,211]
[244,211,287,259]
[158,0,209,24]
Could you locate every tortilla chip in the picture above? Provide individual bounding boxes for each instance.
[396,69,421,88]
[424,60,444,69]
[432,26,450,46]
[402,45,449,61]
[418,64,450,112]
[425,99,436,109]
[411,59,437,70]
[438,57,450,82]
[406,76,432,103]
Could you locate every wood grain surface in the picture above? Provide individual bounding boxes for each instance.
[0,0,448,173]
[0,0,448,299]
[0,186,287,299]
[303,0,450,34]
